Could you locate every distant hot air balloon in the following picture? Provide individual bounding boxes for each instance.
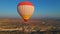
[17,2,34,24]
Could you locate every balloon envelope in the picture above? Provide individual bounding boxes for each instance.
[17,2,34,23]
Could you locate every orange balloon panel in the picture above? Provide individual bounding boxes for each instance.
[17,2,34,23]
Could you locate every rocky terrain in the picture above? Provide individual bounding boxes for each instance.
[0,18,60,34]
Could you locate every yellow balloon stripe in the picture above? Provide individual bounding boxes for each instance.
[22,15,31,19]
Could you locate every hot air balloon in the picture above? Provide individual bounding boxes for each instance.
[17,2,34,24]
[17,1,34,33]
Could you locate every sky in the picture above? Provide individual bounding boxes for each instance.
[0,0,60,19]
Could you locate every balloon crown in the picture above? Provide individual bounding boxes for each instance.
[18,2,34,6]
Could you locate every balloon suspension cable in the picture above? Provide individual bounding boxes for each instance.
[22,23,24,34]
[28,23,31,34]
[25,22,31,34]
[22,20,31,34]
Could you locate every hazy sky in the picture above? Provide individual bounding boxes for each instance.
[0,0,60,18]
